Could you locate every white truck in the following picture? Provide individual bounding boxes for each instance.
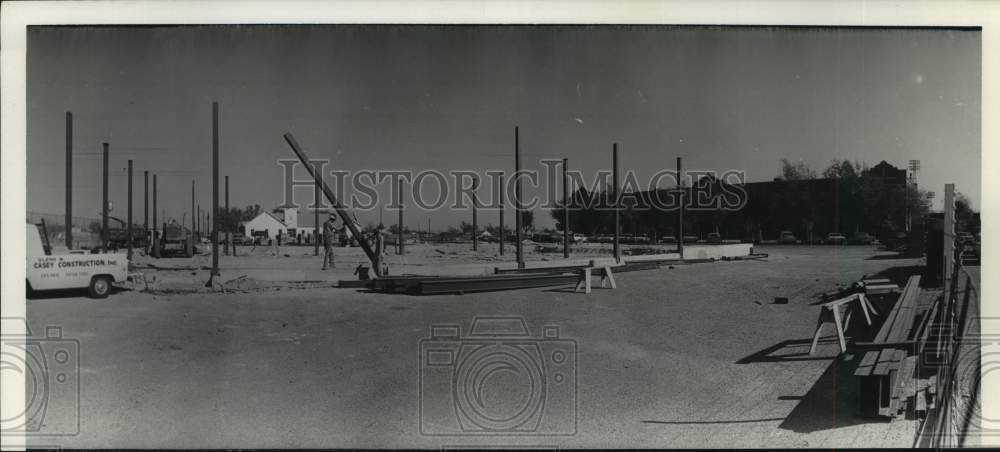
[26,223,129,298]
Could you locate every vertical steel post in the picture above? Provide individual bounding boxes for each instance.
[515,126,524,269]
[499,172,505,256]
[314,170,320,256]
[943,184,956,290]
[190,180,195,257]
[65,112,73,248]
[212,102,220,277]
[153,174,159,257]
[127,159,133,259]
[472,175,479,252]
[102,143,109,249]
[226,175,232,256]
[677,157,684,257]
[144,170,149,240]
[613,144,620,261]
[563,158,569,259]
[398,179,404,255]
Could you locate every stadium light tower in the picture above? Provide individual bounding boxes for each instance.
[905,159,921,232]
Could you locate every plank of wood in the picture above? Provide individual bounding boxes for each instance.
[855,350,881,376]
[873,348,900,375]
[865,283,899,295]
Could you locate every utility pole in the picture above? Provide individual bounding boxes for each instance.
[612,143,620,262]
[563,158,570,259]
[127,159,133,260]
[472,175,479,252]
[499,172,505,256]
[515,126,524,269]
[211,101,220,279]
[65,112,73,249]
[102,143,109,250]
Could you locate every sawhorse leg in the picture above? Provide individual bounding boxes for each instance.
[809,305,848,355]
[600,266,617,289]
[575,268,592,294]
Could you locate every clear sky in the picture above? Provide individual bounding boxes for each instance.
[27,25,980,230]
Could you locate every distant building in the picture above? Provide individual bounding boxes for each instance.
[866,160,908,185]
[239,211,287,241]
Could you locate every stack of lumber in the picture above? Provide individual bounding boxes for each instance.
[855,275,922,418]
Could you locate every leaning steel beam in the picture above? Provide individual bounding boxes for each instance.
[418,273,580,295]
[283,133,382,276]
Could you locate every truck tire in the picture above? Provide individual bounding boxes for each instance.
[88,275,112,299]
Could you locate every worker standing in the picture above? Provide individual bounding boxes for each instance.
[322,214,338,270]
[374,223,389,275]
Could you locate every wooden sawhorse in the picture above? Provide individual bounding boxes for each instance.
[809,292,879,354]
[575,265,617,294]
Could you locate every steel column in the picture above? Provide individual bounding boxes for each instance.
[127,159,133,259]
[65,112,73,248]
[563,158,569,259]
[102,143,109,249]
[212,102,220,277]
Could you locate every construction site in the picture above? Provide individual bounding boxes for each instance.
[15,24,984,449]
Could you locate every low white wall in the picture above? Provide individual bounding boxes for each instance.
[682,243,753,260]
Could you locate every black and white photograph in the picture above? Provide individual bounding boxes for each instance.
[1,1,996,449]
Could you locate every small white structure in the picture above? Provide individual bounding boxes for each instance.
[240,211,287,240]
[239,207,327,244]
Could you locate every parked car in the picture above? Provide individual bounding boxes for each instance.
[660,236,677,244]
[957,231,975,244]
[825,233,847,245]
[779,231,797,244]
[682,235,699,244]
[707,232,722,244]
[231,233,254,245]
[850,232,873,245]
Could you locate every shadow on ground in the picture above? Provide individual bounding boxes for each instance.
[27,287,131,300]
[777,354,880,433]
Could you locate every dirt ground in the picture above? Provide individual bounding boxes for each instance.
[25,244,929,448]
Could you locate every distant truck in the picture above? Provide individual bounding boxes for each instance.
[26,223,128,298]
[157,222,193,257]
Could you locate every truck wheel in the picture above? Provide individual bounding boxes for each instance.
[88,276,112,299]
